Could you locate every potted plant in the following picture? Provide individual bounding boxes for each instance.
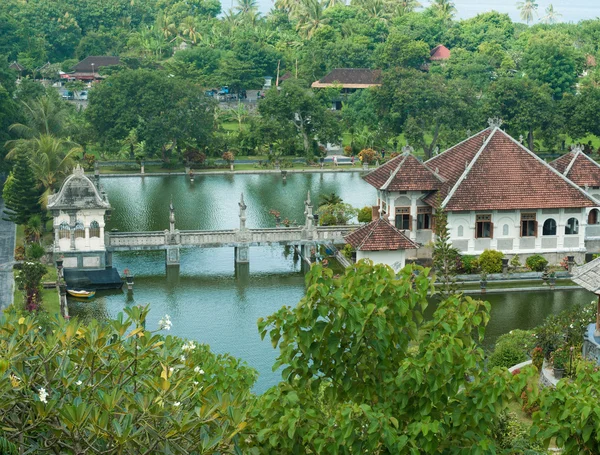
[551,346,569,379]
[549,271,556,290]
[123,268,134,290]
[532,346,544,372]
[269,209,281,225]
[222,151,235,171]
[480,271,488,294]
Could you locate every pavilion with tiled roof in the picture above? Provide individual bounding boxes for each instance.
[70,56,120,81]
[345,217,418,269]
[430,45,451,61]
[311,69,381,89]
[362,120,600,262]
[550,147,600,193]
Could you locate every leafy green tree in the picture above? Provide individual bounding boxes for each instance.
[0,306,256,453]
[316,202,357,225]
[251,262,532,453]
[430,0,456,21]
[445,12,515,51]
[14,260,47,311]
[563,86,600,139]
[258,78,341,158]
[2,154,43,225]
[377,31,430,69]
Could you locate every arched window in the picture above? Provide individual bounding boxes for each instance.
[543,219,557,236]
[565,218,579,235]
[457,225,464,237]
[74,221,85,239]
[89,221,100,238]
[59,222,70,239]
[588,209,599,225]
[503,224,509,236]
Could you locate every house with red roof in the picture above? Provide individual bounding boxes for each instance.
[430,45,451,61]
[363,122,600,263]
[344,217,418,269]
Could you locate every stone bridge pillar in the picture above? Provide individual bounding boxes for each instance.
[165,200,180,267]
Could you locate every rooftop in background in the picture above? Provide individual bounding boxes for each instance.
[311,68,382,89]
[430,45,451,61]
[550,147,600,189]
[364,153,443,192]
[344,217,418,251]
[70,56,120,80]
[9,61,25,72]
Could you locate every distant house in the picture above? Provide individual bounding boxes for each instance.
[430,45,451,61]
[311,68,381,109]
[70,56,120,81]
[9,61,25,72]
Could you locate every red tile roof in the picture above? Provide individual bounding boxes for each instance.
[311,68,381,88]
[345,218,418,251]
[442,129,596,211]
[550,149,600,188]
[430,45,451,61]
[422,129,492,206]
[363,153,443,191]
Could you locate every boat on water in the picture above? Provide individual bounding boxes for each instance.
[66,289,96,299]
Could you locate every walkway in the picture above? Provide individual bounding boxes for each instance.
[0,197,16,310]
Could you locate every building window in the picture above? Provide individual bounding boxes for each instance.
[74,221,85,239]
[457,225,464,237]
[503,224,509,236]
[543,219,557,236]
[90,221,100,238]
[589,209,599,225]
[475,214,492,238]
[59,222,70,239]
[565,217,579,235]
[417,207,432,230]
[395,207,411,230]
[520,213,537,237]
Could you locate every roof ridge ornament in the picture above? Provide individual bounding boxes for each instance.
[571,144,584,154]
[401,144,414,155]
[487,117,503,129]
[73,164,85,176]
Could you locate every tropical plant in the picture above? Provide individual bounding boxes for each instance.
[296,0,331,38]
[222,151,235,163]
[14,260,47,312]
[430,0,456,20]
[478,249,504,274]
[357,206,373,223]
[540,4,561,24]
[25,215,43,243]
[357,147,376,164]
[179,16,202,45]
[8,95,71,139]
[525,254,548,272]
[0,306,256,453]
[516,0,538,25]
[433,197,460,297]
[316,202,357,225]
[319,192,342,207]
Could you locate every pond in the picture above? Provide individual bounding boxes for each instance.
[70,174,596,393]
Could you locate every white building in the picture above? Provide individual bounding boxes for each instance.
[47,165,111,269]
[363,125,600,263]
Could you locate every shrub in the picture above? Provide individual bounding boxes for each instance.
[343,145,353,157]
[509,255,521,268]
[459,255,479,274]
[488,329,536,369]
[478,249,504,274]
[525,254,548,272]
[26,243,45,260]
[357,206,372,223]
[14,245,25,261]
[493,411,544,451]
[222,151,235,163]
[532,346,544,371]
[342,244,354,259]
[358,148,376,164]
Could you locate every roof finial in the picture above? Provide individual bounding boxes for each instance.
[571,144,584,154]
[73,164,85,176]
[488,117,503,129]
[401,144,414,155]
[519,134,524,144]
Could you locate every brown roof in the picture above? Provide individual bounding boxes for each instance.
[311,68,381,88]
[422,129,492,206]
[345,218,418,251]
[430,45,451,61]
[363,153,443,191]
[71,56,120,72]
[9,61,24,71]
[550,149,600,188]
[441,129,597,211]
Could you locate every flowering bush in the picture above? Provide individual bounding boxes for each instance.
[358,148,376,164]
[222,151,235,163]
[14,261,48,312]
[0,306,256,453]
[343,145,353,157]
[532,346,544,371]
[550,346,570,369]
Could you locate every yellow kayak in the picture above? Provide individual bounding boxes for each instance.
[67,289,96,299]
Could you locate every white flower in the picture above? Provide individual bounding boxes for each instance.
[180,355,186,362]
[182,341,196,352]
[39,387,48,403]
[169,367,174,373]
[193,381,199,386]
[570,324,574,328]
[158,314,172,331]
[76,380,82,386]
[174,401,181,407]
[194,366,204,375]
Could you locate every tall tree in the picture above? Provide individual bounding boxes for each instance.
[432,195,459,298]
[516,0,538,25]
[540,4,561,24]
[2,154,43,225]
[430,0,456,21]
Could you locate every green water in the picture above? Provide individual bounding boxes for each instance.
[70,174,596,393]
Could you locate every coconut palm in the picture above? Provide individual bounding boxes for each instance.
[394,0,421,16]
[540,4,561,24]
[25,215,43,243]
[319,193,343,207]
[296,0,331,38]
[235,0,259,15]
[179,16,202,45]
[430,0,455,20]
[8,96,70,139]
[516,0,538,25]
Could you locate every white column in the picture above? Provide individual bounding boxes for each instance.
[467,211,475,253]
[410,193,417,241]
[580,208,587,250]
[557,209,565,250]
[534,209,542,251]
[99,226,105,248]
[85,225,90,249]
[490,210,498,250]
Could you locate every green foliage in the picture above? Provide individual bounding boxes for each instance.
[252,262,532,453]
[525,254,548,272]
[432,198,459,297]
[550,346,570,369]
[316,202,357,225]
[2,155,43,225]
[357,206,372,223]
[488,330,536,369]
[14,260,47,312]
[493,411,544,453]
[0,306,256,453]
[478,249,504,274]
[341,243,354,259]
[532,361,600,453]
[25,243,45,260]
[509,254,521,268]
[459,255,479,274]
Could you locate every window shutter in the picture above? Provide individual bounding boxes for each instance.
[409,216,413,232]
[534,221,538,238]
[475,222,479,239]
[490,223,494,239]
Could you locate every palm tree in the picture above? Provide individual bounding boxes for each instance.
[319,193,343,207]
[9,96,70,139]
[540,4,561,24]
[25,215,43,243]
[235,0,259,15]
[430,0,455,20]
[296,0,331,38]
[516,0,538,25]
[179,17,202,45]
[394,0,421,16]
